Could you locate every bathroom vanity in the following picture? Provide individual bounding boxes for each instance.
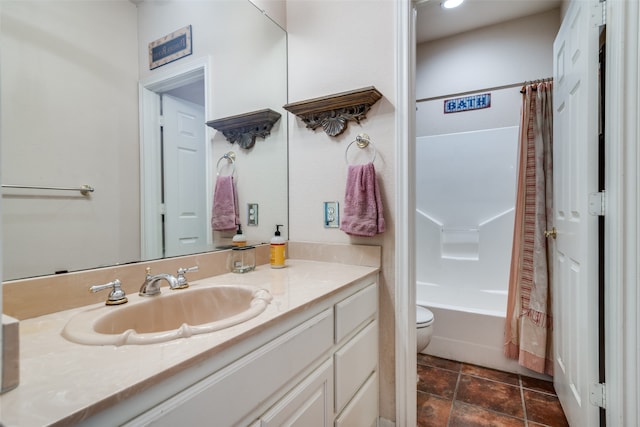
[0,258,379,426]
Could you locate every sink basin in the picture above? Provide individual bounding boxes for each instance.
[62,285,272,346]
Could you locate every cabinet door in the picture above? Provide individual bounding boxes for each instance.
[260,359,333,427]
[334,372,378,427]
[334,320,378,414]
[125,308,334,427]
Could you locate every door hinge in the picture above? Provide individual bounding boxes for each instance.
[593,1,606,27]
[590,382,606,408]
[159,203,166,215]
[158,115,165,127]
[588,191,606,216]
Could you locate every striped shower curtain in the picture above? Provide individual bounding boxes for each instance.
[504,81,554,376]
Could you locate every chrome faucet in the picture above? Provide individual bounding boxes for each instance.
[89,279,128,305]
[139,267,179,296]
[138,266,199,296]
[176,266,199,289]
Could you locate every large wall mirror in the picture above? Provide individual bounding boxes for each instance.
[1,0,288,281]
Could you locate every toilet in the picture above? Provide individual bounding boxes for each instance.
[416,306,434,353]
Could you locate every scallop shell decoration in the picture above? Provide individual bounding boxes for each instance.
[321,116,348,137]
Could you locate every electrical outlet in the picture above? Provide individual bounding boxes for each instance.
[324,201,339,228]
[247,203,259,226]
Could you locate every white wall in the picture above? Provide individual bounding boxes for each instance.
[417,8,560,100]
[250,0,287,30]
[416,9,560,137]
[1,1,140,280]
[286,0,397,420]
[136,1,288,246]
[137,1,286,119]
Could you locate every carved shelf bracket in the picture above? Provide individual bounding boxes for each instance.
[283,86,383,137]
[206,109,281,149]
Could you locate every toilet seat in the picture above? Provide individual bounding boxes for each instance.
[416,306,434,327]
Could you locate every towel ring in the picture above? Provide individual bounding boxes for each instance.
[216,151,236,176]
[344,133,377,165]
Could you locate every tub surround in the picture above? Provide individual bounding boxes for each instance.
[1,242,381,426]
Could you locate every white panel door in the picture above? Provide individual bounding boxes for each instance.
[162,95,207,257]
[552,1,600,425]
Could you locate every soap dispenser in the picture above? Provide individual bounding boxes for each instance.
[232,224,247,247]
[270,224,286,269]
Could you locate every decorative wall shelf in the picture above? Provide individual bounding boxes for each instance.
[206,109,281,149]
[283,86,383,137]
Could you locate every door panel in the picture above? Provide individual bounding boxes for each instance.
[552,1,600,425]
[162,95,207,257]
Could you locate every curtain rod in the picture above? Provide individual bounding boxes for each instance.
[416,77,553,103]
[520,77,554,93]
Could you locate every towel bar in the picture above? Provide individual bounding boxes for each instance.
[2,184,94,196]
[344,133,377,164]
[216,151,236,176]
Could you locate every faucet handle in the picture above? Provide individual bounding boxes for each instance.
[177,266,198,275]
[175,266,198,289]
[89,279,128,306]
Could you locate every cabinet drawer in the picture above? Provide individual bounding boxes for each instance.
[334,371,378,427]
[335,282,377,343]
[128,308,334,427]
[334,320,377,413]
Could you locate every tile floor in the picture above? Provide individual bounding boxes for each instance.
[417,354,570,427]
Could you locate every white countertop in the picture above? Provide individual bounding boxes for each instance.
[0,260,378,427]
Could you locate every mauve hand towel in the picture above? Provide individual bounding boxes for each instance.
[340,162,385,237]
[211,175,239,231]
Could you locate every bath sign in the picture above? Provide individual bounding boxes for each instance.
[444,93,491,114]
[149,25,192,70]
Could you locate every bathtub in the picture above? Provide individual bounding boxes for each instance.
[417,281,538,376]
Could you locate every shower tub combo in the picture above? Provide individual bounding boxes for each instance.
[416,126,537,375]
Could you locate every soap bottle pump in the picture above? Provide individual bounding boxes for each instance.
[270,224,286,269]
[232,224,247,247]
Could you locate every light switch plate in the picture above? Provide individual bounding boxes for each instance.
[247,203,259,226]
[324,201,339,228]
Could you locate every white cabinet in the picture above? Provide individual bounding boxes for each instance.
[333,282,378,425]
[335,372,378,427]
[335,282,378,343]
[334,320,378,414]
[124,275,378,427]
[259,359,333,427]
[126,308,334,427]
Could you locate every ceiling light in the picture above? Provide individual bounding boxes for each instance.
[441,0,464,9]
